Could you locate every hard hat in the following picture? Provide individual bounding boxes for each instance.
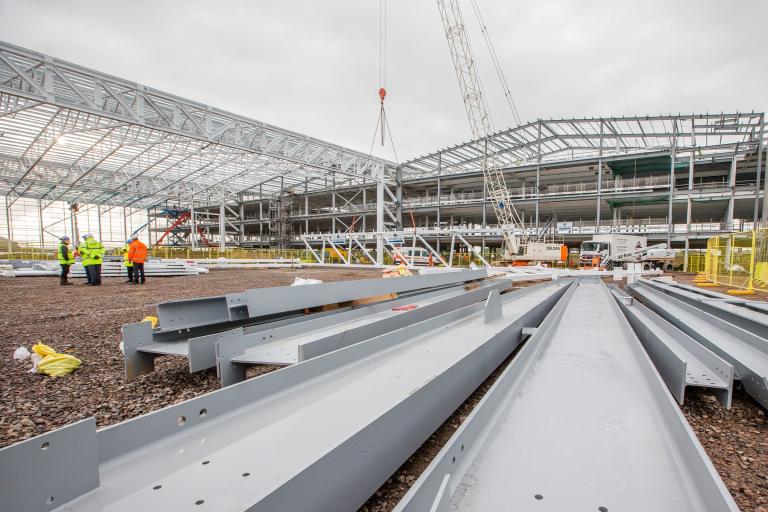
[126,239,133,244]
[131,234,139,240]
[82,233,92,239]
[60,235,70,241]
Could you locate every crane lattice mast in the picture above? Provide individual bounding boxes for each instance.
[436,0,527,253]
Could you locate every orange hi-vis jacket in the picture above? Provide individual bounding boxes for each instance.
[127,239,148,264]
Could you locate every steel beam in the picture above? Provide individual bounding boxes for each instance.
[610,286,733,407]
[0,280,569,512]
[395,279,738,512]
[216,279,514,386]
[123,284,459,380]
[642,278,768,339]
[629,282,768,410]
[154,269,487,330]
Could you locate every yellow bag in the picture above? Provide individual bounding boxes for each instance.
[32,343,81,376]
[142,315,159,328]
[37,354,81,377]
[32,343,57,358]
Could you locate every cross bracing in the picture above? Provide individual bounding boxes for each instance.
[0,41,395,209]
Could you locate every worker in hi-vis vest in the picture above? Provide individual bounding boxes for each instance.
[78,233,105,286]
[122,239,134,283]
[57,236,75,286]
[127,234,148,284]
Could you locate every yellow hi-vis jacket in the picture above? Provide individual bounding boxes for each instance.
[122,244,133,267]
[79,237,105,266]
[57,243,75,265]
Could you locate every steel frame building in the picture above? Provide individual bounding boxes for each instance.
[1,40,766,260]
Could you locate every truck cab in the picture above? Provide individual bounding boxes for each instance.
[579,240,609,267]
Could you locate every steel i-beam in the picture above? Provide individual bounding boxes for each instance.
[610,285,733,407]
[0,280,569,512]
[123,269,488,380]
[215,279,514,387]
[394,279,738,512]
[629,282,768,410]
[642,278,768,339]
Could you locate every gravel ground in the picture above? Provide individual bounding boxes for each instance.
[1,270,767,511]
[0,267,380,448]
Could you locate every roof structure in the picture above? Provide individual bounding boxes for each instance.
[0,41,396,209]
[402,113,766,178]
[0,41,764,210]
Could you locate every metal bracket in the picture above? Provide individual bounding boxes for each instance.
[484,289,502,323]
[122,321,156,380]
[215,327,247,388]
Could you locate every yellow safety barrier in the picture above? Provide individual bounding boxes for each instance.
[702,229,768,294]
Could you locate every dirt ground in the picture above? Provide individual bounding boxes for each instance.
[1,270,767,511]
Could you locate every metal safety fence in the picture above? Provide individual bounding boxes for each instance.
[704,229,768,292]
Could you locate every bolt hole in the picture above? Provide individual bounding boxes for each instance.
[460,444,464,452]
[199,408,208,417]
[177,416,186,426]
[534,494,543,500]
[41,442,50,450]
[195,499,205,505]
[242,472,250,477]
[202,460,210,465]
[599,507,608,512]
[153,485,162,490]
[451,456,456,464]
[46,496,54,505]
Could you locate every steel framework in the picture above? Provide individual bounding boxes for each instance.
[403,113,765,177]
[0,41,396,209]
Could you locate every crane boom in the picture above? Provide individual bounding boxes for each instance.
[437,0,527,254]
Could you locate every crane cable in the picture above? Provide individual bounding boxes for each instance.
[361,0,416,242]
[468,0,522,127]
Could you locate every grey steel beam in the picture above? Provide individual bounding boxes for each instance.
[0,280,570,512]
[123,284,463,380]
[629,282,768,410]
[394,279,738,512]
[155,268,487,330]
[609,286,733,407]
[216,279,515,386]
[649,278,748,303]
[203,282,473,373]
[642,278,768,339]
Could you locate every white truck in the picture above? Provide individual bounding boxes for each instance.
[579,234,676,271]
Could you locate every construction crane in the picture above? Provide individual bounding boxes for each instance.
[436,0,564,264]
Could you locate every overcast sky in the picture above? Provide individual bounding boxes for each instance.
[0,0,765,163]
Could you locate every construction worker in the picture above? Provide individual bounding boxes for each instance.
[127,234,148,284]
[79,233,105,285]
[122,239,134,283]
[57,236,75,286]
